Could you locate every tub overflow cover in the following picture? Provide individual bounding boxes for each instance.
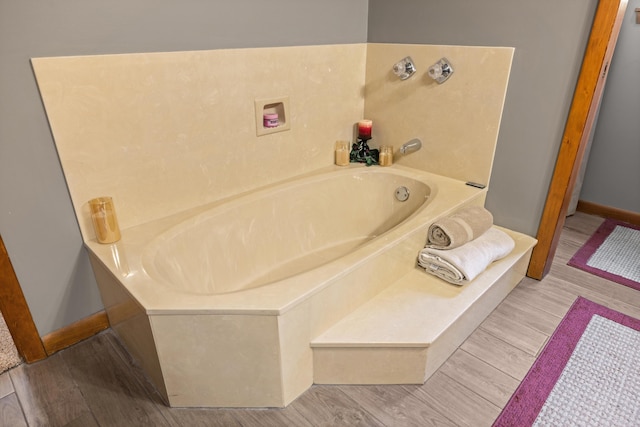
[395,186,410,202]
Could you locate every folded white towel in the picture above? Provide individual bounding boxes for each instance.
[418,227,515,285]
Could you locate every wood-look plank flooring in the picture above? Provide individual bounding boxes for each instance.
[1,212,636,426]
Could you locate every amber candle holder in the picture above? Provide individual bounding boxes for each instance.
[89,197,121,244]
[335,140,350,166]
[379,145,393,166]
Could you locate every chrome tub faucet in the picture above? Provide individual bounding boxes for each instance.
[400,138,422,154]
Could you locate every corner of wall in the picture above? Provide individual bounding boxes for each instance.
[363,43,514,187]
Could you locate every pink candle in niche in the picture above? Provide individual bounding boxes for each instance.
[263,113,279,128]
[358,120,372,138]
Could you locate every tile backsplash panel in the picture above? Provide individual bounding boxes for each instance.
[32,43,513,243]
[364,44,514,186]
[32,44,367,240]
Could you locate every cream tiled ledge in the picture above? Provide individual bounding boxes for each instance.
[311,227,536,385]
[84,165,486,315]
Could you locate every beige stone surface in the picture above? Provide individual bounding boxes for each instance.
[84,166,485,314]
[364,43,514,185]
[150,313,283,407]
[32,44,367,239]
[31,43,521,408]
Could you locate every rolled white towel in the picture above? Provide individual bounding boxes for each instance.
[427,206,494,250]
[418,227,515,285]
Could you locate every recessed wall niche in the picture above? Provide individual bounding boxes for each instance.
[255,96,290,136]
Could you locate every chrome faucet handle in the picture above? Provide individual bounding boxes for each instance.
[393,56,417,80]
[427,58,454,84]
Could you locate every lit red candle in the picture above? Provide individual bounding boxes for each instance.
[358,119,372,139]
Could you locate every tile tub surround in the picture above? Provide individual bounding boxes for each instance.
[31,43,528,408]
[86,166,484,314]
[32,43,514,245]
[85,165,504,407]
[31,44,368,241]
[364,44,514,186]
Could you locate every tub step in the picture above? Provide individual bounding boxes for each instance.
[310,227,536,385]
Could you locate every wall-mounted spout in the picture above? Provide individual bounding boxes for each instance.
[400,138,422,154]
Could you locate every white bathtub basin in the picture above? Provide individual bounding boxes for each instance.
[143,168,431,295]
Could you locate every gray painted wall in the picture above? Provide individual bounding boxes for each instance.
[579,1,640,213]
[368,0,599,234]
[0,0,368,335]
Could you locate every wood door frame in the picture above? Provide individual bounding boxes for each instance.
[527,0,628,279]
[0,234,47,363]
[0,234,109,363]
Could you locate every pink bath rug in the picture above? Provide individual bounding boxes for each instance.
[492,297,640,426]
[568,218,640,291]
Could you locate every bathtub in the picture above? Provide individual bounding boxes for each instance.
[143,167,431,295]
[86,164,488,407]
